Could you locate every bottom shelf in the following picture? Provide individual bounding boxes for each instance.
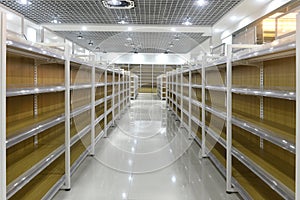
[205,133,285,200]
[10,154,65,200]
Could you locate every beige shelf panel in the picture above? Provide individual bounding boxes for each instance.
[233,125,295,192]
[7,122,64,184]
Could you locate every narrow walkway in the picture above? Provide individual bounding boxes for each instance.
[53,93,241,200]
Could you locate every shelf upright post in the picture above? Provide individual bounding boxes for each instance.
[181,65,184,127]
[118,69,121,119]
[226,44,234,193]
[0,12,6,200]
[188,66,192,139]
[112,65,115,126]
[64,41,71,190]
[90,63,96,155]
[296,12,300,200]
[202,54,207,158]
[104,68,108,137]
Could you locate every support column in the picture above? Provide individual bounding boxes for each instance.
[90,65,95,155]
[112,65,115,126]
[188,68,192,138]
[64,43,71,190]
[104,69,108,137]
[226,44,234,193]
[0,12,7,200]
[295,13,300,200]
[202,54,207,158]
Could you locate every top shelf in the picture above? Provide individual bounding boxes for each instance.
[233,34,296,62]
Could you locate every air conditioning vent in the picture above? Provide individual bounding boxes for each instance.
[102,0,134,9]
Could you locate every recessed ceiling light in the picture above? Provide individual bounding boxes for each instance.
[118,19,129,24]
[17,0,32,5]
[51,19,61,24]
[174,34,180,40]
[230,16,238,21]
[108,0,122,6]
[213,28,223,33]
[126,37,132,41]
[196,0,207,6]
[102,0,134,9]
[77,33,83,40]
[169,43,174,48]
[182,17,192,26]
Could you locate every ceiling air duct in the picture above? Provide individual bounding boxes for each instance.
[102,0,135,9]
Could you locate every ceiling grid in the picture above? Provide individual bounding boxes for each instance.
[0,0,242,52]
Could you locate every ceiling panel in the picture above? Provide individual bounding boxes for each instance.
[0,0,243,53]
[59,31,209,53]
[0,0,243,25]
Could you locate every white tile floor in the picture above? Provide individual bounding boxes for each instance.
[53,94,241,200]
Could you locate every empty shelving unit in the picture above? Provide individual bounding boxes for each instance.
[1,1,300,200]
[1,18,130,200]
[157,74,166,100]
[166,6,300,199]
[130,74,138,100]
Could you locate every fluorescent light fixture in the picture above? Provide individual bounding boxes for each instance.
[171,27,176,32]
[196,0,207,6]
[127,27,133,31]
[81,26,87,31]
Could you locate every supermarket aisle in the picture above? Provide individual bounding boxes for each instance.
[53,94,241,200]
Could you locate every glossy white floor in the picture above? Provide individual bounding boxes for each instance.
[53,93,241,200]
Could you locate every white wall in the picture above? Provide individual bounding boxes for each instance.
[97,52,190,65]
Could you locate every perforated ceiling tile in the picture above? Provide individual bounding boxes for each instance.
[0,0,242,53]
[1,0,242,25]
[59,31,209,53]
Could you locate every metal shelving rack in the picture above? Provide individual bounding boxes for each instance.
[0,11,131,199]
[166,12,300,199]
[130,74,138,100]
[157,74,166,100]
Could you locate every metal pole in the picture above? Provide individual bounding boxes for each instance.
[64,43,71,190]
[91,65,95,155]
[112,65,115,126]
[202,55,207,157]
[296,12,300,200]
[181,65,183,126]
[188,67,192,138]
[104,69,108,137]
[0,12,6,200]
[226,44,234,192]
[118,70,121,118]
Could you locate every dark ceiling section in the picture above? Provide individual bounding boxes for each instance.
[0,0,242,25]
[0,0,242,53]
